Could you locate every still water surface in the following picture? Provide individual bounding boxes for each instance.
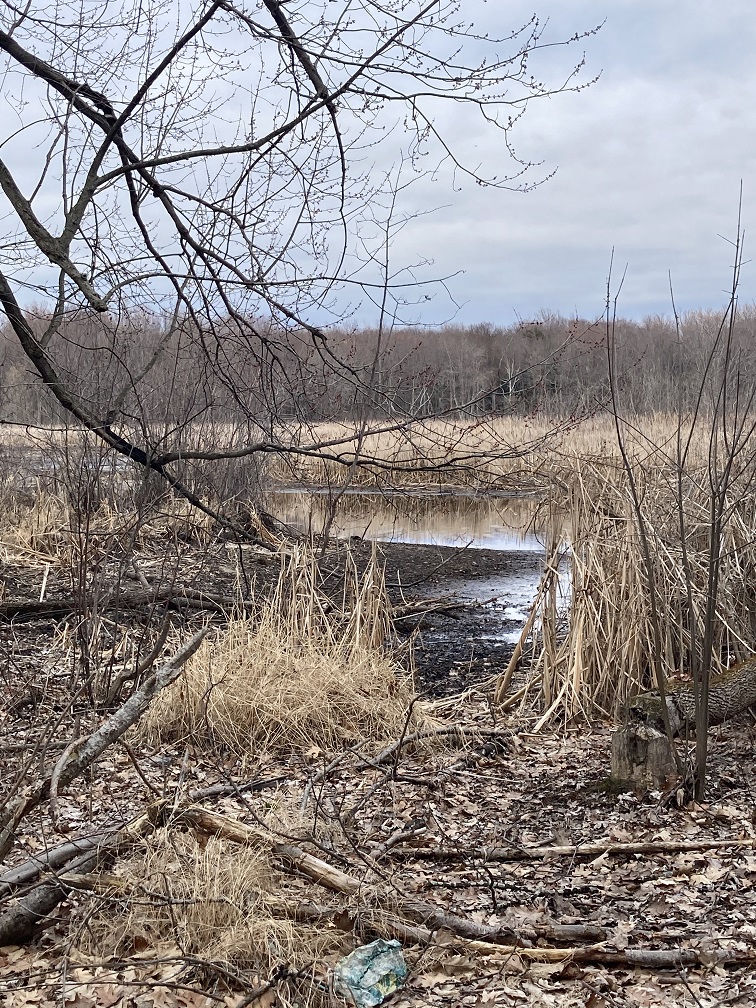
[265,489,547,552]
[265,489,564,645]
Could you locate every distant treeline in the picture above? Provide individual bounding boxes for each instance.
[1,307,754,426]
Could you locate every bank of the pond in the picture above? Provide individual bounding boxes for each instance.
[343,539,544,697]
[0,535,546,701]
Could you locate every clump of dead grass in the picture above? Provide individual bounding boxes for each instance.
[141,547,414,756]
[76,830,339,975]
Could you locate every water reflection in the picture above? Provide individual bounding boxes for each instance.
[265,489,546,551]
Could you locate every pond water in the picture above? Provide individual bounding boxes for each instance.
[265,488,548,551]
[265,489,569,648]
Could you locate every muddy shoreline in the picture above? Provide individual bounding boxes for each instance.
[341,540,544,697]
[0,538,545,701]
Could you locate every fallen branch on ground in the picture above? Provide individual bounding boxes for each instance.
[367,726,510,768]
[0,833,113,897]
[0,628,209,858]
[0,807,161,945]
[7,802,753,968]
[0,589,258,621]
[167,807,756,968]
[303,725,510,795]
[387,836,756,861]
[182,808,720,964]
[178,806,362,895]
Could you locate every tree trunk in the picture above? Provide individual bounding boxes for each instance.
[611,724,678,790]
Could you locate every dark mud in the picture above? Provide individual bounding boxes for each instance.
[341,540,544,697]
[0,538,544,703]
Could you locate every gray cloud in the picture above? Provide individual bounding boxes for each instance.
[2,1,752,329]
[377,1,756,325]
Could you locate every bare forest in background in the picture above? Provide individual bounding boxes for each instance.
[3,305,754,431]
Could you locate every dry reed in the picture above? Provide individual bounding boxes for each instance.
[519,455,756,725]
[253,412,721,491]
[141,547,413,756]
[0,412,721,500]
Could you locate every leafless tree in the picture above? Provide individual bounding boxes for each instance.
[0,0,599,527]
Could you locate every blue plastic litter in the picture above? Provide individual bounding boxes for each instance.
[332,938,407,1006]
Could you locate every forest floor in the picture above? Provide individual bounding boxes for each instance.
[2,539,756,1007]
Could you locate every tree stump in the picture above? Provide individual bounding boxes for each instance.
[611,725,678,790]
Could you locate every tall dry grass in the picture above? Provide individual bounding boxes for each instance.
[0,474,217,568]
[0,412,721,501]
[141,547,413,757]
[519,455,756,726]
[255,413,722,491]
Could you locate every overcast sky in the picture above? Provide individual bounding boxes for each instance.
[377,0,756,327]
[3,1,752,331]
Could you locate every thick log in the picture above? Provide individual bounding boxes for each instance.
[0,849,104,945]
[616,659,756,789]
[628,658,756,735]
[0,832,111,897]
[400,900,521,945]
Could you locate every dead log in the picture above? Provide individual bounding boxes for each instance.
[392,598,463,620]
[0,808,159,945]
[14,806,744,970]
[443,940,701,967]
[0,849,105,945]
[494,560,557,705]
[627,658,756,735]
[0,832,111,897]
[178,807,362,895]
[542,923,608,944]
[0,589,256,622]
[613,658,756,789]
[400,900,521,945]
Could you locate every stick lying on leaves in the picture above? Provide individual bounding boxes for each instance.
[0,628,209,861]
[4,798,754,967]
[179,807,756,968]
[386,837,756,862]
[0,590,257,621]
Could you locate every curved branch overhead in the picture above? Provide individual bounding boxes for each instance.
[0,1,599,514]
